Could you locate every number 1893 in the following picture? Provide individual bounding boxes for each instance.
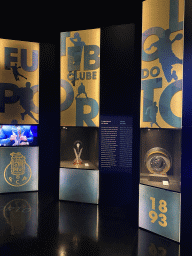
[149,197,167,227]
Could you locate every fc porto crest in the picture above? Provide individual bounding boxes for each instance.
[4,152,32,187]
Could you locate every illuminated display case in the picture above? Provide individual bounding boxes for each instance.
[59,28,100,204]
[140,129,181,192]
[139,0,184,243]
[60,126,99,170]
[0,38,39,194]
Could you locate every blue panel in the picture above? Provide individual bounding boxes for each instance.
[59,168,99,204]
[0,147,38,193]
[139,184,181,242]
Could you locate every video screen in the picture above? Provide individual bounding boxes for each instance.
[0,125,38,146]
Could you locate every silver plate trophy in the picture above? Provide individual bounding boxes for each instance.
[73,140,83,165]
[144,147,172,175]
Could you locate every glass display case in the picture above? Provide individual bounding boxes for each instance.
[60,127,99,170]
[60,28,100,204]
[140,129,181,192]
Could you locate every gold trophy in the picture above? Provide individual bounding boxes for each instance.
[73,140,83,165]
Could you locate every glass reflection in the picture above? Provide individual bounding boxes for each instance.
[59,201,99,241]
[58,201,99,255]
[0,192,38,239]
[58,202,99,256]
[138,228,180,256]
[3,198,31,235]
[58,233,100,256]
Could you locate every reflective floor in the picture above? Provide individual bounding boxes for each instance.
[0,191,184,255]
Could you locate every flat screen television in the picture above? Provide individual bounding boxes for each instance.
[0,125,38,146]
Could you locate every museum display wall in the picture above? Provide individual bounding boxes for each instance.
[0,24,138,206]
[59,29,100,204]
[180,0,192,246]
[139,0,184,242]
[0,39,39,193]
[59,25,137,205]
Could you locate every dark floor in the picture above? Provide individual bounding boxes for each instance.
[0,191,185,255]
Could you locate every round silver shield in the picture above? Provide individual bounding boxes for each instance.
[144,147,172,174]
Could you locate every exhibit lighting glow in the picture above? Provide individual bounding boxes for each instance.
[59,245,67,256]
[96,205,99,241]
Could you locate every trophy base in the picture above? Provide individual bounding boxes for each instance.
[60,160,98,170]
[73,159,83,165]
[148,174,169,182]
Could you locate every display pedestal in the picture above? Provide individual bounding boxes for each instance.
[148,174,169,182]
[60,160,98,170]
[59,168,99,204]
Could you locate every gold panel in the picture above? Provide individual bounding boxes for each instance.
[0,39,39,124]
[60,28,100,127]
[140,0,184,128]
